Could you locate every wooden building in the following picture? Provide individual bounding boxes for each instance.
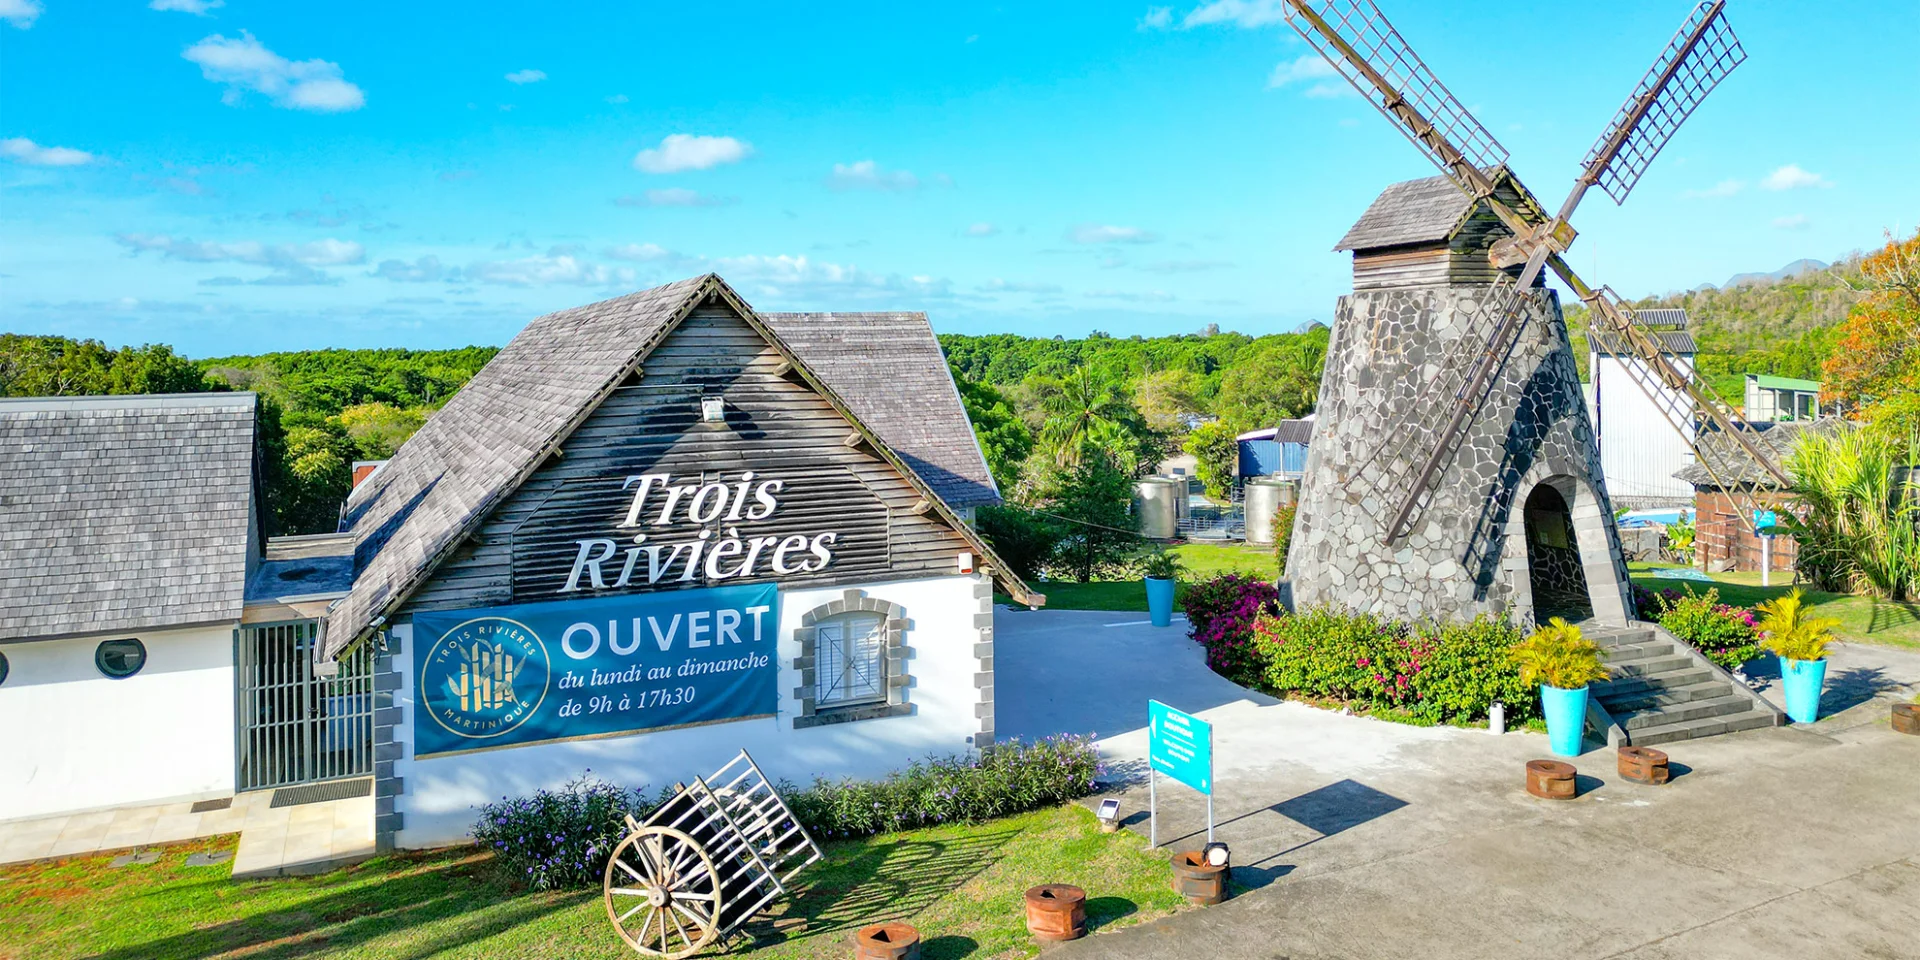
[1333,171,1548,291]
[1674,421,1825,573]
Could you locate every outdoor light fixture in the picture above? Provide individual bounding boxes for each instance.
[1203,841,1230,868]
[956,551,975,574]
[1096,798,1121,833]
[700,395,726,423]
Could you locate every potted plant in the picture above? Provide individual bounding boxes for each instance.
[1142,550,1183,628]
[1510,618,1611,757]
[1756,589,1838,724]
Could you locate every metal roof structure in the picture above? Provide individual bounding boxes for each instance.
[1673,420,1832,489]
[0,393,260,642]
[1591,330,1699,355]
[1748,374,1821,393]
[322,274,1019,659]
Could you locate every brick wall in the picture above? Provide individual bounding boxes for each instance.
[1694,490,1797,573]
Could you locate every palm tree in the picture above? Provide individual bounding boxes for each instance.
[1040,367,1134,467]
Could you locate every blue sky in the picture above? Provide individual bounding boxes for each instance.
[3,0,1915,357]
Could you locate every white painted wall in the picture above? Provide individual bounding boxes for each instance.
[0,622,236,821]
[1589,352,1697,505]
[391,573,986,849]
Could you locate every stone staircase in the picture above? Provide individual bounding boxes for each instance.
[1580,621,1784,746]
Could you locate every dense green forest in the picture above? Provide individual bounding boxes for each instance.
[5,243,1900,553]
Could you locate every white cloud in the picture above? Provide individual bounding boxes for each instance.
[1762,164,1832,191]
[369,255,448,282]
[613,188,734,208]
[604,243,679,262]
[713,254,953,301]
[964,222,1000,237]
[116,232,363,284]
[605,93,630,104]
[1,137,95,166]
[632,134,752,174]
[977,278,1061,294]
[504,69,547,84]
[1181,0,1288,29]
[1772,214,1810,231]
[465,254,634,287]
[1139,259,1234,273]
[150,0,224,15]
[1267,55,1350,97]
[827,160,920,192]
[1684,178,1744,198]
[1085,289,1178,302]
[1138,6,1172,29]
[0,0,42,29]
[183,32,366,112]
[1070,224,1160,244]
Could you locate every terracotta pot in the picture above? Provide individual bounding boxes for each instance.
[1617,745,1671,785]
[1023,884,1087,942]
[1170,850,1229,905]
[1525,759,1577,800]
[854,922,921,960]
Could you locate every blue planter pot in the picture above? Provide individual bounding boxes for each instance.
[1539,684,1589,757]
[1780,656,1828,724]
[1145,577,1176,627]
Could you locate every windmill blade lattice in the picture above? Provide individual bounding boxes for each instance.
[1581,1,1748,205]
[1283,0,1512,203]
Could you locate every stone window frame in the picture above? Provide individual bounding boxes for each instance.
[792,589,910,729]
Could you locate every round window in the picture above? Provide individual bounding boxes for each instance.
[95,638,147,679]
[0,650,9,686]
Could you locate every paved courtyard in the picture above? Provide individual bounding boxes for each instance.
[996,607,1920,960]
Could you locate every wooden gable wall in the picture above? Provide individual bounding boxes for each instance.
[1351,207,1535,291]
[400,302,979,616]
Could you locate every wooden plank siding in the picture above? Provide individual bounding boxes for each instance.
[399,305,978,616]
[1351,210,1534,291]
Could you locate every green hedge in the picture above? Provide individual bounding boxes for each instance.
[1250,607,1536,725]
[785,735,1101,840]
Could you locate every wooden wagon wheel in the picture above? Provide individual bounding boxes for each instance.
[603,825,724,958]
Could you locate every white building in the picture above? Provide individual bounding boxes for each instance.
[1586,309,1698,509]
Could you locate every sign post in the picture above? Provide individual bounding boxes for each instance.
[1754,509,1778,587]
[1146,699,1214,848]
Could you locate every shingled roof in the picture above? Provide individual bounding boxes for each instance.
[1673,420,1835,489]
[763,312,998,508]
[0,394,260,642]
[1334,169,1543,253]
[323,274,1020,659]
[1590,330,1699,355]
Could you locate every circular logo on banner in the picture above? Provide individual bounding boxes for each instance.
[421,617,551,740]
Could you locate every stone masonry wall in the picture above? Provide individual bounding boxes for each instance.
[1285,284,1634,626]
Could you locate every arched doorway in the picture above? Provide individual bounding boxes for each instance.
[1523,484,1593,622]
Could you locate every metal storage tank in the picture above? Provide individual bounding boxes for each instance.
[1134,477,1181,539]
[1244,479,1296,546]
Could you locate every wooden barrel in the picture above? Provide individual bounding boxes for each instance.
[1617,745,1671,785]
[1170,851,1229,905]
[854,922,921,960]
[1023,884,1087,942]
[1525,759,1577,800]
[1893,702,1920,736]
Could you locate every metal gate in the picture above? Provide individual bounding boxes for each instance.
[235,621,375,791]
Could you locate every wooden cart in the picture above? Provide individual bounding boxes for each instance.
[602,750,823,957]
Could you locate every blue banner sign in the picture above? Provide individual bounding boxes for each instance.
[1148,699,1212,795]
[412,582,780,757]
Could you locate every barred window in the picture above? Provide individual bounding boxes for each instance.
[814,613,887,708]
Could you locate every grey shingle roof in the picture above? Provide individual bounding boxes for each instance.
[0,393,259,642]
[323,274,1017,658]
[1591,331,1699,355]
[1673,420,1834,489]
[762,312,998,508]
[1334,174,1478,252]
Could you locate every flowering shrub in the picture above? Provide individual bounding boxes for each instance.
[1246,608,1533,725]
[1182,574,1280,685]
[1647,586,1761,670]
[473,773,655,891]
[785,735,1101,840]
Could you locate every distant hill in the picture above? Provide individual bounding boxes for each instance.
[1719,258,1830,290]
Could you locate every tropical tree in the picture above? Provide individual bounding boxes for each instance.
[953,375,1034,492]
[1824,229,1920,444]
[1786,427,1919,599]
[1040,367,1137,467]
[1134,368,1205,433]
[1213,330,1328,431]
[1755,590,1840,662]
[1184,420,1239,500]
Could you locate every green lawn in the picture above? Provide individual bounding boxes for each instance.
[1003,542,1278,612]
[0,806,1190,960]
[1629,563,1920,651]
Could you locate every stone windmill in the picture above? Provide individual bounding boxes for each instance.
[1280,0,1792,626]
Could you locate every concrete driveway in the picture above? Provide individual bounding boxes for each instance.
[994,607,1920,960]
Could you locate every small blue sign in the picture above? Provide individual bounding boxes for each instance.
[412,582,779,757]
[1754,509,1779,534]
[1148,700,1212,795]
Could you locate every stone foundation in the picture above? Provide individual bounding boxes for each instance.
[1285,284,1633,626]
